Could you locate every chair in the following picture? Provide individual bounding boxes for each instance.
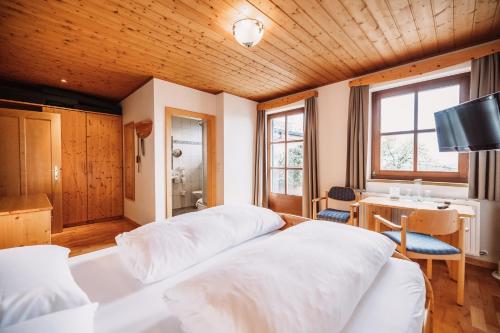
[374,209,465,305]
[312,187,360,226]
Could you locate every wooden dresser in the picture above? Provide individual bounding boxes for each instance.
[0,194,53,249]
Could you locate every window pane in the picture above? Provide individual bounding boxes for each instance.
[271,117,285,142]
[380,93,415,133]
[287,142,303,168]
[418,85,460,130]
[418,132,458,171]
[287,170,303,196]
[271,143,285,167]
[271,169,285,194]
[380,134,414,171]
[287,114,303,140]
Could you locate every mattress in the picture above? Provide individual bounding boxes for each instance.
[69,234,425,333]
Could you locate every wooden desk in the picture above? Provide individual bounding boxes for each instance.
[359,196,475,283]
[0,194,53,249]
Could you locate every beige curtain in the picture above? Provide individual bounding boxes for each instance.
[253,110,268,207]
[302,97,319,218]
[468,52,500,201]
[345,85,369,190]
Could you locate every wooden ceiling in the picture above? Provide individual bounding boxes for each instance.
[0,0,499,102]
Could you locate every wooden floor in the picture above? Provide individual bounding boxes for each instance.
[52,220,499,332]
[427,261,500,333]
[52,218,138,257]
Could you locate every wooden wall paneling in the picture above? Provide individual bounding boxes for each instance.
[0,114,21,196]
[44,107,88,226]
[124,122,135,201]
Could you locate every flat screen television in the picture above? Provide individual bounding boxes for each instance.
[434,92,500,152]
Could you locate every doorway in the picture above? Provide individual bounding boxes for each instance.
[165,107,216,218]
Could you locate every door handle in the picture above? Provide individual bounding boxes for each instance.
[54,165,60,181]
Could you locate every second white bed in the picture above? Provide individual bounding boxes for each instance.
[69,232,425,333]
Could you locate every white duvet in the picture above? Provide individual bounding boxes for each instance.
[164,221,396,333]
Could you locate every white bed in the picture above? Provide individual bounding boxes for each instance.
[69,232,426,333]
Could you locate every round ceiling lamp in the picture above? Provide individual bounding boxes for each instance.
[232,18,264,48]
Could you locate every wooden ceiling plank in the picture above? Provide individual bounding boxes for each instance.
[409,0,440,52]
[239,0,354,78]
[361,0,412,58]
[318,0,397,66]
[269,0,366,74]
[157,0,336,84]
[0,20,268,98]
[111,0,313,88]
[349,38,500,86]
[432,0,456,50]
[183,0,336,84]
[66,0,296,92]
[386,0,425,57]
[453,0,476,46]
[193,0,342,83]
[4,1,275,95]
[294,0,384,69]
[472,0,499,38]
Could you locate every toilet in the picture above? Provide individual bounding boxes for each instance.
[192,190,206,210]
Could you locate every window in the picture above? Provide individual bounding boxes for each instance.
[371,73,470,183]
[268,109,304,196]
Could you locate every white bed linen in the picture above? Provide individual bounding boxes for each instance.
[69,234,425,333]
[163,221,396,333]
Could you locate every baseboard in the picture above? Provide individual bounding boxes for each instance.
[122,216,141,227]
[466,256,497,270]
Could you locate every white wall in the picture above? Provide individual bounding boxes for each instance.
[120,79,155,225]
[153,78,217,221]
[219,93,257,204]
[317,80,351,194]
[121,78,257,223]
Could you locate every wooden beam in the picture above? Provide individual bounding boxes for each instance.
[349,39,500,87]
[257,90,318,111]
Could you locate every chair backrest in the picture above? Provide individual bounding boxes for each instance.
[406,209,460,236]
[328,187,356,201]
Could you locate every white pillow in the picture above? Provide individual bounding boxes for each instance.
[115,204,284,284]
[0,245,91,327]
[2,303,98,333]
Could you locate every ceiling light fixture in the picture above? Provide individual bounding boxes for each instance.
[232,18,264,48]
[60,78,67,83]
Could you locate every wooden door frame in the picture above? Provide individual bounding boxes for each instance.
[0,108,62,232]
[165,107,216,218]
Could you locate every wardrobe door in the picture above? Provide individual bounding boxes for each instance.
[109,115,123,217]
[44,108,88,226]
[0,108,63,232]
[87,113,123,220]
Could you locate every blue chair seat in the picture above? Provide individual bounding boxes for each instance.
[382,231,460,255]
[317,209,350,223]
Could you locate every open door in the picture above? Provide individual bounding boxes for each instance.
[0,109,63,232]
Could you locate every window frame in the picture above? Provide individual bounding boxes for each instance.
[371,73,470,183]
[267,108,304,196]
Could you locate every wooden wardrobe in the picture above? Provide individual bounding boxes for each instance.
[44,107,123,226]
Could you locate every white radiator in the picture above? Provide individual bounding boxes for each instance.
[360,194,481,256]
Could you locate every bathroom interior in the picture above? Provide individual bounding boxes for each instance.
[171,116,208,216]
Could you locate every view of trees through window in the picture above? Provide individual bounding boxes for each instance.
[269,111,304,196]
[372,73,469,182]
